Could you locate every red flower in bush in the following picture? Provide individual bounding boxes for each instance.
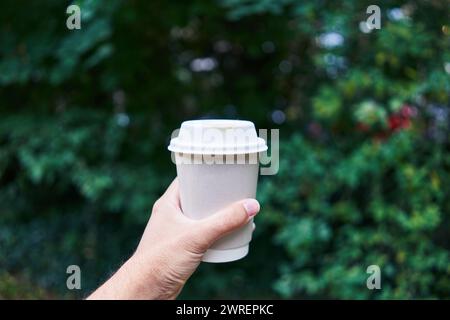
[388,105,415,132]
[356,122,370,132]
[362,104,417,142]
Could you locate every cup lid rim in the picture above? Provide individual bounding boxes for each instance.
[168,119,268,155]
[168,136,268,155]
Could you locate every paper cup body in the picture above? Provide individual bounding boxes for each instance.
[168,120,267,263]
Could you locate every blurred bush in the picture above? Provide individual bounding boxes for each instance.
[0,0,448,298]
[259,130,449,298]
[0,271,54,299]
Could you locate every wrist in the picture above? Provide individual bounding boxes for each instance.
[119,253,165,299]
[88,253,163,300]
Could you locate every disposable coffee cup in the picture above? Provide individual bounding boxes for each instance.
[168,119,267,263]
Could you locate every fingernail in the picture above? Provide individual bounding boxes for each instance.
[243,199,260,217]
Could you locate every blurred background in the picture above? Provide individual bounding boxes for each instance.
[0,0,449,299]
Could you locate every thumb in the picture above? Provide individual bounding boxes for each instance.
[197,199,260,247]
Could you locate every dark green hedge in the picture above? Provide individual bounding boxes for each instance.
[0,0,448,298]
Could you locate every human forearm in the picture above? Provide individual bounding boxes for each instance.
[87,254,166,300]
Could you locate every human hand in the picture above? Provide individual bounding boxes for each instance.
[88,178,260,299]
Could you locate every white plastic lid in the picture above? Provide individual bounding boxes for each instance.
[168,119,267,155]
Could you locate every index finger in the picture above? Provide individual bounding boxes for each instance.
[161,177,180,207]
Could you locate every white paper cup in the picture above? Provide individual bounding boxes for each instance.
[168,120,267,263]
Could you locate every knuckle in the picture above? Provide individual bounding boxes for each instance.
[224,209,238,229]
[231,204,248,224]
[152,198,163,212]
[175,228,209,254]
[185,233,208,253]
[222,205,246,230]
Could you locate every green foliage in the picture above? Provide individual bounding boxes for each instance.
[0,271,54,299]
[0,0,449,298]
[354,101,387,127]
[0,110,165,295]
[259,131,449,298]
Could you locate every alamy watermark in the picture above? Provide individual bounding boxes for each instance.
[66,265,81,290]
[169,128,279,175]
[360,5,381,32]
[366,265,381,290]
[66,5,81,30]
